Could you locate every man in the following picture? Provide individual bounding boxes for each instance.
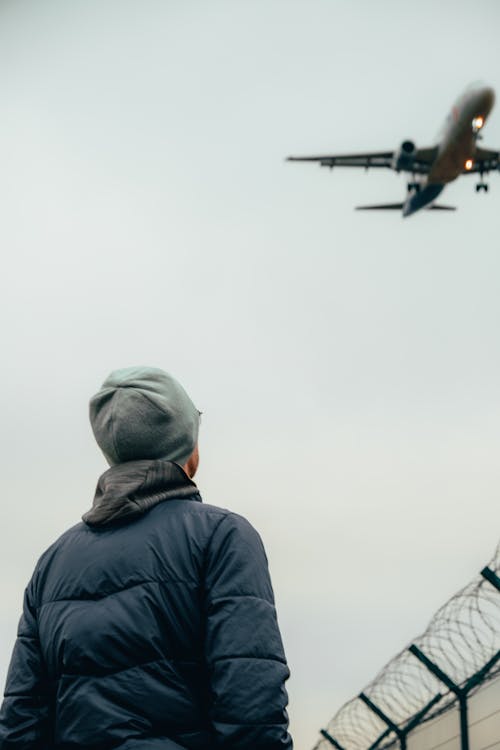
[0,367,292,750]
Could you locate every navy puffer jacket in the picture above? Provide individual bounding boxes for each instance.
[0,460,292,750]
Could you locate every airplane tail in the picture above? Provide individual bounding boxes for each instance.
[356,202,456,212]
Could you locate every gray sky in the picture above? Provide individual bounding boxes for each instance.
[1,1,500,748]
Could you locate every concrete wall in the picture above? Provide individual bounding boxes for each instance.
[406,674,500,750]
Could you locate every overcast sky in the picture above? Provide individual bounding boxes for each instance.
[1,1,500,748]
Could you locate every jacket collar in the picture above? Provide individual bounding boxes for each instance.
[82,459,200,527]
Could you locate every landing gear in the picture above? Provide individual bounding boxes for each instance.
[407,182,421,194]
[476,169,489,192]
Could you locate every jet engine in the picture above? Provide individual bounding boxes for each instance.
[392,140,416,172]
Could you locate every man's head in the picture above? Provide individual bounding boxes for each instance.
[89,366,200,474]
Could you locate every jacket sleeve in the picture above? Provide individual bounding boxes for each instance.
[0,583,51,749]
[203,512,293,750]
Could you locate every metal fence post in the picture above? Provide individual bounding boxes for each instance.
[409,645,469,750]
[481,566,500,592]
[359,693,406,750]
[319,728,346,750]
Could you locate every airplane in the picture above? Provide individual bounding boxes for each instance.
[287,83,499,217]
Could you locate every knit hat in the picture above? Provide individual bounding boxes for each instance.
[89,367,200,466]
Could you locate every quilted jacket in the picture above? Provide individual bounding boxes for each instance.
[0,460,292,750]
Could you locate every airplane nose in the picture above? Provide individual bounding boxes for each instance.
[480,87,495,113]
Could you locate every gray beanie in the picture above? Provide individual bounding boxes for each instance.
[89,366,200,466]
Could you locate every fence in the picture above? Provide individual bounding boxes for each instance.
[314,541,500,750]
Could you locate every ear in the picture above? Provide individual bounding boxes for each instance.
[183,444,199,478]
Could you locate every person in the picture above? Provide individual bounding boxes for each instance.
[0,367,293,750]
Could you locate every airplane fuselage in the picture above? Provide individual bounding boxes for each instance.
[402,85,495,216]
[428,86,495,184]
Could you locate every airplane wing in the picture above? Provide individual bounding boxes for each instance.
[463,146,500,174]
[287,146,438,173]
[355,202,455,211]
[414,147,438,167]
[287,151,394,169]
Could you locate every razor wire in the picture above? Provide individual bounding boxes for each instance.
[313,539,500,750]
